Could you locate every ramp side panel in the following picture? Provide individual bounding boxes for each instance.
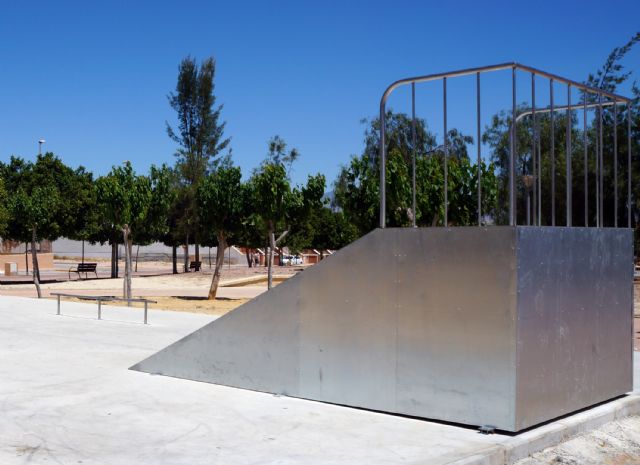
[130,277,303,396]
[395,227,518,429]
[298,228,398,412]
[515,227,634,430]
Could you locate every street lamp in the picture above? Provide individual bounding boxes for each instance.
[38,139,46,155]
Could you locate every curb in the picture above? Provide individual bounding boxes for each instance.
[446,394,640,465]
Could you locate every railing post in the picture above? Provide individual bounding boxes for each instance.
[550,79,555,226]
[531,73,536,226]
[509,67,516,226]
[477,72,482,225]
[98,299,102,320]
[144,301,148,325]
[584,91,588,226]
[598,93,604,227]
[57,294,61,316]
[443,77,449,226]
[613,101,618,227]
[379,101,386,229]
[566,84,572,227]
[629,102,633,228]
[411,82,417,228]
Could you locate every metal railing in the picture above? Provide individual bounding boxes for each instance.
[51,292,157,324]
[378,62,633,228]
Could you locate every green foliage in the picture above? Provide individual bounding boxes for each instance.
[334,113,497,235]
[167,55,230,186]
[0,178,9,236]
[95,162,152,239]
[197,165,244,242]
[250,162,291,232]
[0,153,92,242]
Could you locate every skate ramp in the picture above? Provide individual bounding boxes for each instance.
[131,226,633,431]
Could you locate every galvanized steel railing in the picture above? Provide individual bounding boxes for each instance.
[378,62,633,229]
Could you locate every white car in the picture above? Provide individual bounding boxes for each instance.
[281,255,303,266]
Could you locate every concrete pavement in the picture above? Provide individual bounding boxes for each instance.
[0,296,638,465]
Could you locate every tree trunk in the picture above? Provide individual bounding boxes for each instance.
[208,247,212,269]
[110,242,115,278]
[208,233,226,300]
[81,240,85,265]
[134,244,140,272]
[267,230,276,290]
[31,228,41,298]
[122,225,132,303]
[245,249,252,268]
[24,242,29,275]
[195,244,200,270]
[183,235,189,273]
[172,245,178,274]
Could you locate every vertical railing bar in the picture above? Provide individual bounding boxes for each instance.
[144,301,148,325]
[598,93,604,227]
[550,78,555,226]
[613,101,618,227]
[628,102,632,228]
[583,91,588,226]
[537,135,542,225]
[531,73,537,226]
[566,84,572,227]
[595,97,600,226]
[477,72,482,226]
[57,294,61,315]
[510,66,516,226]
[443,77,448,227]
[411,82,417,228]
[98,299,102,320]
[379,101,386,228]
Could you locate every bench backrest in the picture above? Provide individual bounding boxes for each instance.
[77,263,97,271]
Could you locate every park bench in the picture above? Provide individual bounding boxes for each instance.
[69,262,98,280]
[189,260,202,272]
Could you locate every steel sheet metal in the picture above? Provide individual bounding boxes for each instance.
[132,226,633,431]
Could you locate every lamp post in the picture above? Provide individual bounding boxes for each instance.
[38,139,46,155]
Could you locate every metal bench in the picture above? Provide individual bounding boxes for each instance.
[51,292,157,324]
[189,260,202,271]
[69,262,98,280]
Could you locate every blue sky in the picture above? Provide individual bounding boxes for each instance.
[0,0,638,187]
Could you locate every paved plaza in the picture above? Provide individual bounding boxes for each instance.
[1,296,638,465]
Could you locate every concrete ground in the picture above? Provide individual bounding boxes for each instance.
[1,296,638,465]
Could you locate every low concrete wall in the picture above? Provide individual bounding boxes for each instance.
[0,253,54,274]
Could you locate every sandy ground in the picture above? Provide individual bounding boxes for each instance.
[0,266,300,315]
[515,416,640,465]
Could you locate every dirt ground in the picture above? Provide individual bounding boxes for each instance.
[515,416,640,465]
[1,264,300,316]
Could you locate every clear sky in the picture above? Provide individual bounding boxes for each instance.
[0,0,638,186]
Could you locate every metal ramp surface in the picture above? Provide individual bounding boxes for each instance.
[131,226,633,432]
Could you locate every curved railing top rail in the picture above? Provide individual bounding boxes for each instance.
[380,62,631,107]
[379,62,634,229]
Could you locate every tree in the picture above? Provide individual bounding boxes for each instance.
[197,166,244,299]
[167,55,231,269]
[249,162,291,289]
[334,113,497,235]
[0,154,83,297]
[95,162,152,301]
